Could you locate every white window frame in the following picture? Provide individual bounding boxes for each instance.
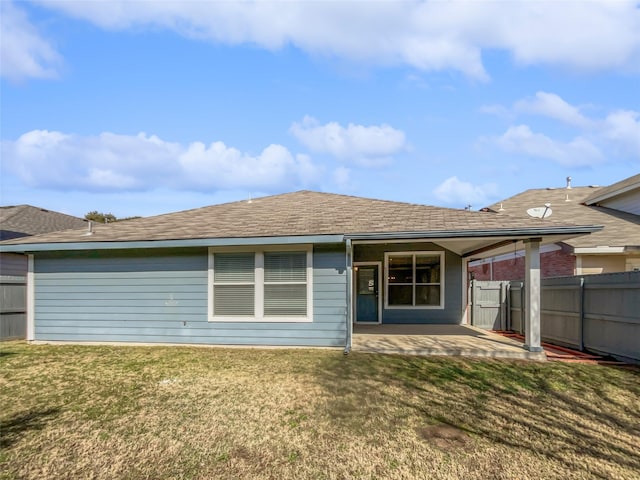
[208,245,313,322]
[384,251,445,310]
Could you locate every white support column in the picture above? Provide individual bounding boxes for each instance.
[461,257,470,325]
[27,254,35,341]
[345,239,353,353]
[524,238,543,352]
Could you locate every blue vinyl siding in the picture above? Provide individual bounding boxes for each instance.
[354,242,463,324]
[34,245,347,347]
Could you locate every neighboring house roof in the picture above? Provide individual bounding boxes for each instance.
[583,173,640,205]
[0,205,87,241]
[0,191,599,248]
[485,186,640,251]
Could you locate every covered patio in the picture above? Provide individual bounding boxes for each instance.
[345,230,603,358]
[352,324,547,360]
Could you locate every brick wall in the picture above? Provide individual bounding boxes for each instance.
[469,249,575,280]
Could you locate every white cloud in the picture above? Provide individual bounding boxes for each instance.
[180,142,319,189]
[603,110,640,157]
[290,116,406,166]
[479,104,514,120]
[514,92,593,128]
[433,176,498,207]
[332,166,352,189]
[33,0,640,79]
[490,125,603,167]
[481,92,640,165]
[0,1,62,81]
[1,130,320,192]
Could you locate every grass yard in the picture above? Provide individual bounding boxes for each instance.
[1,342,639,480]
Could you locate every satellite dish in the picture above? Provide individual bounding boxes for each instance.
[527,203,552,219]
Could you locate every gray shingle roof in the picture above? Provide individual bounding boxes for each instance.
[0,191,600,246]
[0,205,87,241]
[485,186,640,249]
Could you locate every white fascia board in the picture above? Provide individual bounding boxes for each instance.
[0,234,345,253]
[345,225,601,242]
[573,246,626,254]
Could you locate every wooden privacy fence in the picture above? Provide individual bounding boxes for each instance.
[1,275,27,340]
[472,272,640,361]
[535,272,639,361]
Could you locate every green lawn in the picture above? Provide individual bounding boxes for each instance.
[1,341,639,479]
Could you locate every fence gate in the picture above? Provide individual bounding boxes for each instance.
[470,280,509,330]
[0,275,27,340]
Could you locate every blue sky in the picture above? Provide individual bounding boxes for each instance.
[1,1,639,219]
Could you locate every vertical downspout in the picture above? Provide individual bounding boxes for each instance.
[578,276,585,351]
[344,238,353,354]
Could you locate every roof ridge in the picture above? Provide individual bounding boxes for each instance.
[284,189,483,213]
[124,190,501,229]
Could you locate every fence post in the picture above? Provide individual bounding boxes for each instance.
[520,283,525,336]
[506,282,511,331]
[500,282,506,331]
[470,279,475,326]
[578,276,585,352]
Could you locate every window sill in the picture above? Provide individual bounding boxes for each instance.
[209,316,313,323]
[384,305,445,310]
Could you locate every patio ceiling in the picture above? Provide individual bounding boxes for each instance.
[433,233,581,259]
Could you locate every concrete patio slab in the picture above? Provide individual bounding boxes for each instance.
[352,324,547,360]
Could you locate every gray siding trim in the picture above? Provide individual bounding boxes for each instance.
[33,245,347,347]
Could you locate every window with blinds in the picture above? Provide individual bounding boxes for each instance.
[264,251,307,316]
[209,248,312,321]
[213,253,255,316]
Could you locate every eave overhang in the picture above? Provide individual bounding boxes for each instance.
[344,225,601,241]
[0,225,603,258]
[0,234,346,253]
[347,225,603,258]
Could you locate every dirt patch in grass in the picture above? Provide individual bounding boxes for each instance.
[1,341,639,479]
[417,424,471,450]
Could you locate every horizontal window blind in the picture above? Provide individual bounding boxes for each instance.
[264,251,307,317]
[213,253,255,316]
[264,284,307,316]
[210,249,310,320]
[214,253,255,282]
[214,285,255,316]
[264,252,307,282]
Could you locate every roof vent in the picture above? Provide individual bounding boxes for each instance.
[566,176,572,189]
[84,221,93,236]
[498,203,505,211]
